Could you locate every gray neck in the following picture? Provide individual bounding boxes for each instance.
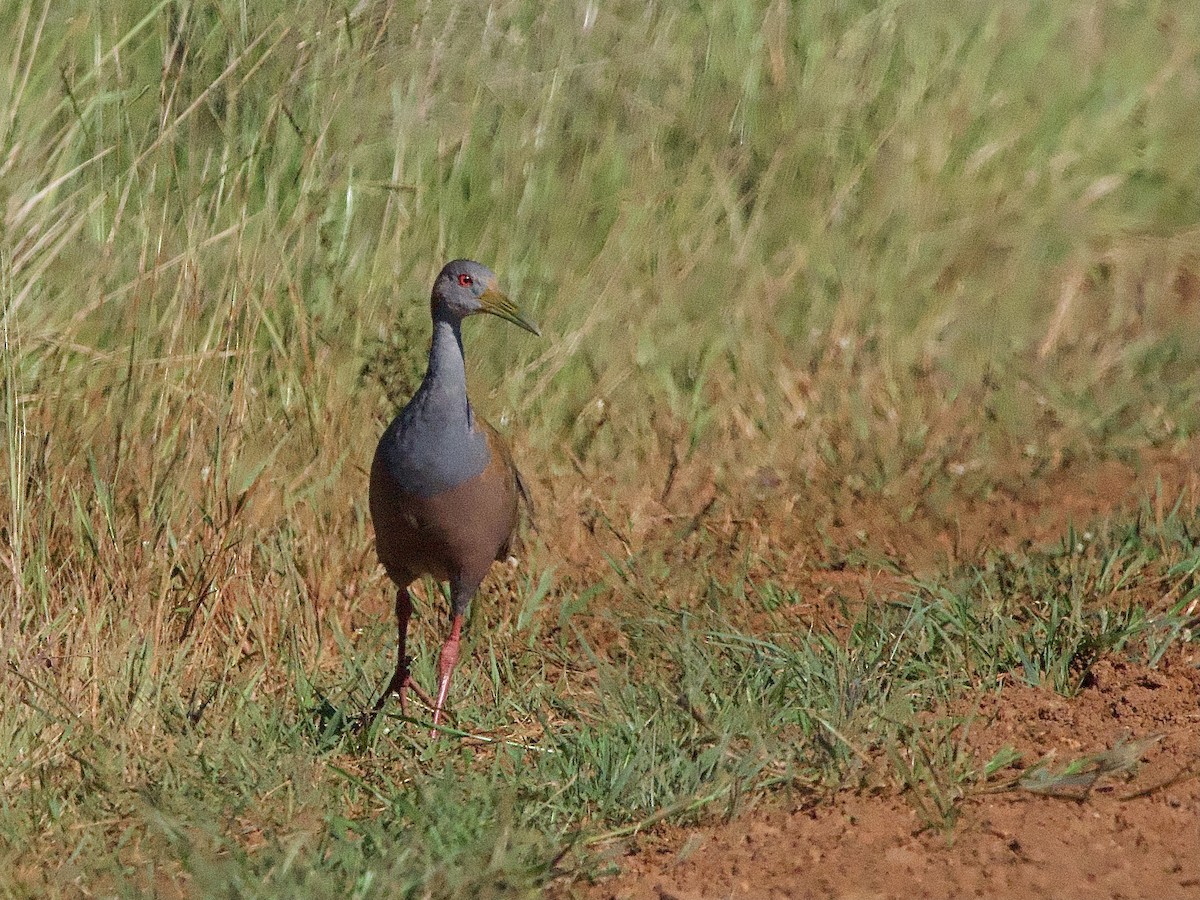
[420,310,473,426]
[378,307,490,498]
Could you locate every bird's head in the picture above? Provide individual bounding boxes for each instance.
[431,259,540,336]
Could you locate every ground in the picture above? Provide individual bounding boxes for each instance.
[575,445,1200,900]
[5,5,1200,897]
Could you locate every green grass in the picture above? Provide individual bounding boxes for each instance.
[3,0,1200,895]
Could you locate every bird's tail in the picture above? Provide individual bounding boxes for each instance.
[515,467,537,533]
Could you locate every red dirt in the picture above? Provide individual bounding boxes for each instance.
[809,441,1200,574]
[573,442,1200,900]
[579,650,1200,900]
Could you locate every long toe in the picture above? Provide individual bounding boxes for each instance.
[404,673,436,713]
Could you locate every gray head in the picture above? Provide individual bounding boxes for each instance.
[431,259,540,335]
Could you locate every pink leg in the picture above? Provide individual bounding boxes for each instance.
[371,588,433,719]
[431,613,464,736]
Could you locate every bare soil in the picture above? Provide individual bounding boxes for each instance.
[575,442,1200,900]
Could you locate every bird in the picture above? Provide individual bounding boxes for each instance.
[368,258,539,734]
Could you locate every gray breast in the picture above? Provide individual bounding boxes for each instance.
[376,393,490,498]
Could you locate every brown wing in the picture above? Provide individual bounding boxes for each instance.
[481,419,533,558]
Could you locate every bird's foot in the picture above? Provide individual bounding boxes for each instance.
[370,656,434,722]
[405,676,436,713]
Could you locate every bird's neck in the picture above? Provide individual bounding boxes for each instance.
[421,312,472,422]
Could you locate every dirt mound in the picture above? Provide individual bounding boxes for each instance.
[585,649,1200,900]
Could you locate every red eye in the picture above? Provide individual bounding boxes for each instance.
[457,273,473,287]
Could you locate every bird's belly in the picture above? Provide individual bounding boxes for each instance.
[369,454,518,587]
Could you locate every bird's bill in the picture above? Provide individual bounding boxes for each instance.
[479,286,541,336]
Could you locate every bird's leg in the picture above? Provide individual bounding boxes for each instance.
[371,587,433,719]
[431,574,481,736]
[431,612,464,735]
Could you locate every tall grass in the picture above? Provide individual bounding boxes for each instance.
[2,0,1199,894]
